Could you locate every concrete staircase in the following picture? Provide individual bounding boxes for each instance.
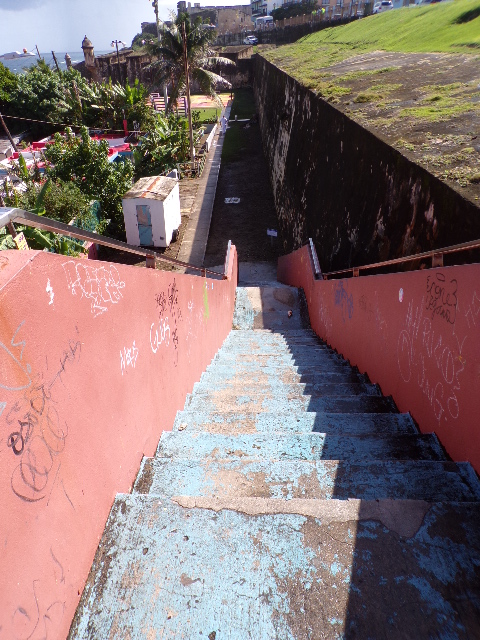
[70,280,480,639]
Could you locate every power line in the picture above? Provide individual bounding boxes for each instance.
[1,114,140,135]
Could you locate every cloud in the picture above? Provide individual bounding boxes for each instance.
[0,0,47,11]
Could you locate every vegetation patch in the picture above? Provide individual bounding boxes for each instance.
[261,0,480,200]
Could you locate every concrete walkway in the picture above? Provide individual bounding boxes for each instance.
[177,104,231,267]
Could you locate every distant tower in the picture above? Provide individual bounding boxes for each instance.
[81,36,100,81]
[81,35,95,68]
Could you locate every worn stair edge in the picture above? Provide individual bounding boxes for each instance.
[155,432,447,462]
[184,393,398,414]
[172,411,417,435]
[133,457,480,502]
[191,381,381,397]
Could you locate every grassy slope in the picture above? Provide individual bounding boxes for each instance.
[265,0,480,75]
[262,0,480,194]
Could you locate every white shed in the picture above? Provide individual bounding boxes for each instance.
[122,176,181,248]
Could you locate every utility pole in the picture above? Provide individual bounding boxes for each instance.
[52,51,61,72]
[0,112,18,152]
[152,0,161,40]
[181,21,195,171]
[111,40,126,84]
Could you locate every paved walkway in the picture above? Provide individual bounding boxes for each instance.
[177,104,231,267]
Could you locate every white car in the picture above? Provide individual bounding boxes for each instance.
[374,0,394,11]
[243,35,258,45]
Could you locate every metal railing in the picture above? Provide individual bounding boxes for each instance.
[0,208,228,279]
[321,237,480,280]
[309,238,322,279]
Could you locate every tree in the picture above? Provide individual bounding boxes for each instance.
[271,0,319,21]
[44,127,134,239]
[146,13,233,159]
[10,60,63,135]
[0,62,17,107]
[133,112,203,178]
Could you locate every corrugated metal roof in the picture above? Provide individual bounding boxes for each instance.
[123,176,177,201]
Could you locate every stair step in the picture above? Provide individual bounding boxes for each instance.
[134,458,480,501]
[213,352,347,365]
[206,360,355,375]
[70,494,480,640]
[201,367,368,384]
[185,392,396,413]
[192,381,380,397]
[173,411,417,435]
[220,339,331,352]
[156,432,446,462]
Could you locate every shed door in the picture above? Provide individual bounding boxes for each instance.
[136,204,153,246]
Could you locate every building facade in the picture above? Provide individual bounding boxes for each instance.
[177,2,253,34]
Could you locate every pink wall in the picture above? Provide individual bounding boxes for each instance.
[0,247,237,639]
[279,246,480,474]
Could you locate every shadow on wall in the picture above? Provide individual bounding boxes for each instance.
[253,57,480,272]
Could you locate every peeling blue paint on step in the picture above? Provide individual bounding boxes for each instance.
[156,432,446,462]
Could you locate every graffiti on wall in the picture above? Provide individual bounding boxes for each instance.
[120,341,139,375]
[150,279,182,365]
[425,273,457,325]
[62,262,125,317]
[11,564,66,640]
[334,281,353,323]
[2,325,81,503]
[396,273,478,426]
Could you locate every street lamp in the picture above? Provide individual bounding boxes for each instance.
[111,39,126,84]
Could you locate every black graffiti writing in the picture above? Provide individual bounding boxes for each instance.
[155,292,167,318]
[7,336,81,503]
[426,272,457,325]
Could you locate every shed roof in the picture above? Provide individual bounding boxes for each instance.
[123,176,177,201]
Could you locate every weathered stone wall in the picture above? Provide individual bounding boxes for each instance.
[254,57,480,271]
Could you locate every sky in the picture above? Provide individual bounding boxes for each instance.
[0,0,245,53]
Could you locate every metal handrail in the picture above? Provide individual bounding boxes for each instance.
[0,208,227,279]
[321,237,480,279]
[308,237,322,279]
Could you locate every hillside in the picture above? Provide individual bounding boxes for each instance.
[264,0,480,201]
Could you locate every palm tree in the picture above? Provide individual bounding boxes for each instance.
[147,13,234,164]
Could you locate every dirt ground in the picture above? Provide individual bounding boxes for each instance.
[313,51,480,204]
[203,116,279,267]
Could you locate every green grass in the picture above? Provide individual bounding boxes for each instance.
[265,0,480,76]
[221,124,244,164]
[230,88,257,119]
[192,107,220,122]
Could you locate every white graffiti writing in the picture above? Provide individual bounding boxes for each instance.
[120,341,139,375]
[359,294,387,335]
[397,296,465,424]
[464,290,480,330]
[46,279,55,306]
[150,318,171,353]
[62,262,125,317]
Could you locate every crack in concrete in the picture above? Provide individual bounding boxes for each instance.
[171,497,431,538]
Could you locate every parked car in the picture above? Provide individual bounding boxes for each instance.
[243,35,258,45]
[374,0,394,11]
